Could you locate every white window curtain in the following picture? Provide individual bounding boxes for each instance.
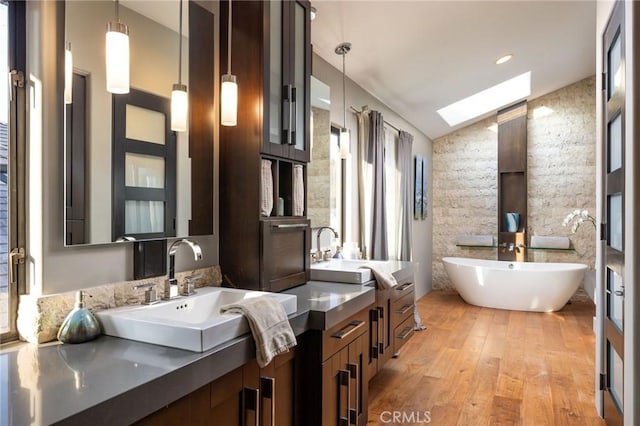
[384,126,401,260]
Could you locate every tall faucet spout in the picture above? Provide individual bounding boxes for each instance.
[164,239,203,299]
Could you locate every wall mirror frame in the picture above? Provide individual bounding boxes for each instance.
[307,76,344,237]
[63,0,215,246]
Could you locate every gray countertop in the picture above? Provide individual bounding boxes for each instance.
[0,281,379,426]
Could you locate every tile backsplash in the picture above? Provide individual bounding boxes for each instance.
[17,266,222,344]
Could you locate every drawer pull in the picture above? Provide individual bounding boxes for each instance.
[347,363,358,425]
[397,326,413,340]
[260,377,276,426]
[273,223,307,229]
[242,387,260,426]
[396,303,413,315]
[339,369,350,426]
[332,320,365,340]
[395,282,414,292]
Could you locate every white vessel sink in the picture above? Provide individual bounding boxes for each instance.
[96,287,297,352]
[310,259,373,284]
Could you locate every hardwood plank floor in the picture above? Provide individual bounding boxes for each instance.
[368,291,603,425]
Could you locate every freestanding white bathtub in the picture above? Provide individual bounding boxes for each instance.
[442,257,587,312]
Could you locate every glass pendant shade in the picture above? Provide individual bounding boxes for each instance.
[221,74,238,126]
[106,22,130,94]
[339,127,350,159]
[64,42,73,104]
[171,84,188,132]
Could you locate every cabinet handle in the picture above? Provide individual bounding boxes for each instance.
[397,326,413,340]
[347,363,358,425]
[331,320,365,340]
[243,387,260,426]
[290,86,297,144]
[260,377,276,426]
[283,84,292,145]
[272,223,308,229]
[377,307,384,355]
[395,282,414,292]
[339,369,350,426]
[396,303,413,316]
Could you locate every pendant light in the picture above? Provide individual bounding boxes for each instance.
[64,42,73,104]
[171,0,188,132]
[221,0,238,126]
[106,0,130,94]
[335,42,351,159]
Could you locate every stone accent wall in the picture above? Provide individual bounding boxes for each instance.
[433,77,596,299]
[308,107,331,228]
[17,266,222,344]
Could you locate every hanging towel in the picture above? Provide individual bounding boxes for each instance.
[530,236,570,249]
[359,263,397,290]
[261,160,273,216]
[293,164,304,216]
[221,296,297,368]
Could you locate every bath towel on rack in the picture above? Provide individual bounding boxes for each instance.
[261,159,273,216]
[293,164,304,216]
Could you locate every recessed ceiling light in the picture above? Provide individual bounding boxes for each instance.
[495,54,513,65]
[437,71,531,127]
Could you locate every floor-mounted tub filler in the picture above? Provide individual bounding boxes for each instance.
[442,257,587,312]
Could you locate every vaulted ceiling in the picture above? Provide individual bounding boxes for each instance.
[311,0,596,139]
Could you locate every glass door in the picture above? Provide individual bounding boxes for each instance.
[602,2,625,424]
[1,0,25,342]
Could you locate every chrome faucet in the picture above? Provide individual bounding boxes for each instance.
[313,227,339,262]
[163,239,203,300]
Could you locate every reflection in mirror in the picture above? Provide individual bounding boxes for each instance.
[307,76,342,238]
[64,1,207,245]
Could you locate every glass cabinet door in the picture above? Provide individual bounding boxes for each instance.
[291,0,309,161]
[267,0,284,147]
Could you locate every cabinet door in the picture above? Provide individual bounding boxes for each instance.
[134,384,211,426]
[210,367,243,426]
[261,218,310,291]
[348,332,369,425]
[322,346,350,426]
[264,0,288,157]
[287,0,310,162]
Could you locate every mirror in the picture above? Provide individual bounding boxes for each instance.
[307,76,342,234]
[64,0,214,245]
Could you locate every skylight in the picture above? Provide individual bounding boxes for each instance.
[437,71,531,127]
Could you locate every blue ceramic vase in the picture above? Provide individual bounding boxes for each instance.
[57,291,101,344]
[505,212,520,233]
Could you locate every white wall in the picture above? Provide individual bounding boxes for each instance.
[25,1,219,295]
[312,54,433,299]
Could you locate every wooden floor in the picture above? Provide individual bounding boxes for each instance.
[368,291,603,425]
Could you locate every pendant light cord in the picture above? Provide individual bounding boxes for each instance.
[115,0,120,22]
[178,0,183,84]
[227,0,232,75]
[342,52,346,129]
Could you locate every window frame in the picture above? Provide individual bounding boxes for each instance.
[1,0,27,343]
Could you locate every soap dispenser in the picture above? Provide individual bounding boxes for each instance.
[57,291,101,344]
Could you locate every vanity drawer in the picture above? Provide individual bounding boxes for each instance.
[391,281,414,302]
[321,306,371,362]
[393,315,415,356]
[391,290,415,328]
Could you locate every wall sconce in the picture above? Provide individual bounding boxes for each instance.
[221,0,238,126]
[106,0,130,94]
[171,0,188,132]
[335,42,351,159]
[64,42,73,104]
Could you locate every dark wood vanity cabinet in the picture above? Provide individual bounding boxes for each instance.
[391,281,416,356]
[219,0,312,292]
[136,351,296,425]
[298,306,371,426]
[366,288,393,380]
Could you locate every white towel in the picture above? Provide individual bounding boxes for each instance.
[456,235,494,247]
[359,264,397,290]
[293,165,304,216]
[530,236,570,249]
[261,160,273,217]
[221,296,297,368]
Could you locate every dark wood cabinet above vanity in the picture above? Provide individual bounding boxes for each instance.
[219,0,312,292]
